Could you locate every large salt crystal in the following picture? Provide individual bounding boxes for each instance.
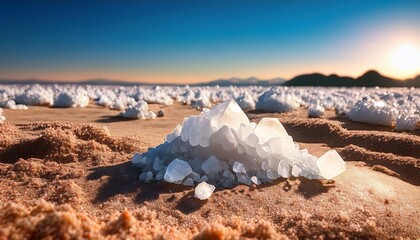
[164,159,192,183]
[180,99,249,147]
[253,118,289,144]
[202,156,222,177]
[316,150,346,179]
[194,182,215,200]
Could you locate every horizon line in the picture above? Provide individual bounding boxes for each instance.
[0,69,419,85]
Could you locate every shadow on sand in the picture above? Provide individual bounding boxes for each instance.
[296,178,333,199]
[94,115,136,123]
[87,161,206,213]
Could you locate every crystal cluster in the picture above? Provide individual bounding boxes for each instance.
[132,99,346,200]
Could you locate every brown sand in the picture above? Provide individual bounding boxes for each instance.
[0,103,419,239]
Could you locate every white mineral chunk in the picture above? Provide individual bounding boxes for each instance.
[232,162,246,174]
[316,150,346,179]
[183,178,195,186]
[253,118,288,143]
[251,176,261,185]
[211,126,238,151]
[164,159,192,183]
[202,156,222,177]
[194,182,215,200]
[199,175,209,182]
[236,173,252,185]
[166,125,182,142]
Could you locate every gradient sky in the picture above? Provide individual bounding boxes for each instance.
[0,0,419,83]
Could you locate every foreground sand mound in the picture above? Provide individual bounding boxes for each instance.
[1,199,387,239]
[0,122,139,165]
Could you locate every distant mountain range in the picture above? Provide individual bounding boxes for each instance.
[283,70,420,87]
[0,70,418,87]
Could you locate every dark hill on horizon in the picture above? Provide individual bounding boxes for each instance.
[283,70,420,87]
[0,70,418,87]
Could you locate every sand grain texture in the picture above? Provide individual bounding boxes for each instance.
[0,103,419,239]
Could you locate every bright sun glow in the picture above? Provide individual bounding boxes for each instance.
[389,42,420,77]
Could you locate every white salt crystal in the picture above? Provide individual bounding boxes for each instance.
[253,118,288,143]
[156,168,166,181]
[183,178,195,186]
[266,169,279,180]
[232,162,246,174]
[251,176,261,185]
[194,182,215,200]
[316,150,346,179]
[291,165,302,177]
[131,153,142,164]
[190,172,201,182]
[211,126,238,151]
[166,125,182,142]
[236,173,252,185]
[164,159,192,183]
[199,175,209,182]
[202,156,222,177]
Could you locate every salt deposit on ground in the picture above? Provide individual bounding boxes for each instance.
[53,91,89,108]
[348,98,396,127]
[395,114,420,131]
[256,88,300,112]
[132,99,346,200]
[308,105,325,118]
[0,84,418,129]
[235,92,256,111]
[191,97,212,109]
[120,101,156,119]
[0,108,5,123]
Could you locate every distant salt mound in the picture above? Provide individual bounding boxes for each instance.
[191,97,212,110]
[348,98,396,127]
[395,114,420,131]
[235,93,256,111]
[53,92,89,108]
[120,101,156,119]
[2,100,28,110]
[132,99,346,200]
[0,108,5,123]
[308,105,325,118]
[256,89,300,113]
[15,88,54,106]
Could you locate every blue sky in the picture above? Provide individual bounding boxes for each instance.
[0,0,419,83]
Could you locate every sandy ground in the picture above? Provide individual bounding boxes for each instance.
[0,103,419,239]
